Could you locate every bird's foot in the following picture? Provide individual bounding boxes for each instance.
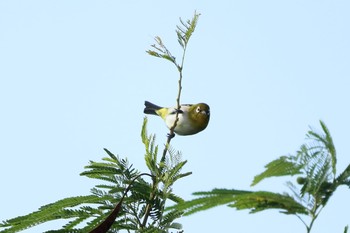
[174,108,184,114]
[167,132,176,139]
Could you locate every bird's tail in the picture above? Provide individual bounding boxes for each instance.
[144,101,162,115]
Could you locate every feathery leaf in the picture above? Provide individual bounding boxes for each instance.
[252,156,303,186]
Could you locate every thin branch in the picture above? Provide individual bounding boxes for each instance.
[141,175,157,228]
[295,214,309,232]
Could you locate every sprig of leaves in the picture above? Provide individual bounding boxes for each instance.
[172,120,350,233]
[0,120,189,233]
[146,11,200,72]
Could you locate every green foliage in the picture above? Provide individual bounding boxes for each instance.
[336,164,350,187]
[169,189,250,216]
[173,120,350,233]
[146,11,200,71]
[251,156,303,186]
[0,120,189,233]
[170,189,307,216]
[175,12,200,50]
[0,195,105,233]
[229,191,308,215]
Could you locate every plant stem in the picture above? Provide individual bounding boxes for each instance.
[161,42,187,160]
[305,197,323,233]
[141,175,158,228]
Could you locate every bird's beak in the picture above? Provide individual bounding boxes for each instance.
[202,110,210,115]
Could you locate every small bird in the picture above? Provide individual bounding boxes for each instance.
[143,101,210,136]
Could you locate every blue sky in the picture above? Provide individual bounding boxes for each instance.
[1,1,350,232]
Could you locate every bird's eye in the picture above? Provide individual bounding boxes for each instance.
[196,106,201,113]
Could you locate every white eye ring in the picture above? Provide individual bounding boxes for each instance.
[196,106,201,113]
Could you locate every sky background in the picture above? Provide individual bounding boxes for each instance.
[1,1,350,232]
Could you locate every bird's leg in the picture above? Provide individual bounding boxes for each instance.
[167,108,181,140]
[167,132,175,139]
[174,108,184,114]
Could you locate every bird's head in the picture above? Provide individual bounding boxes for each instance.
[194,103,210,117]
[189,103,210,128]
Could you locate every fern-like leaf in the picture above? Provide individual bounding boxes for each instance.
[229,191,308,215]
[307,120,337,177]
[0,195,103,233]
[252,156,303,186]
[170,189,249,216]
[176,12,200,49]
[336,164,350,187]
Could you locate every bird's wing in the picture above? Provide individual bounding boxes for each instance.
[168,104,192,115]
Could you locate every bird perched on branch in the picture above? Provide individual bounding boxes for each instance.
[143,101,210,136]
